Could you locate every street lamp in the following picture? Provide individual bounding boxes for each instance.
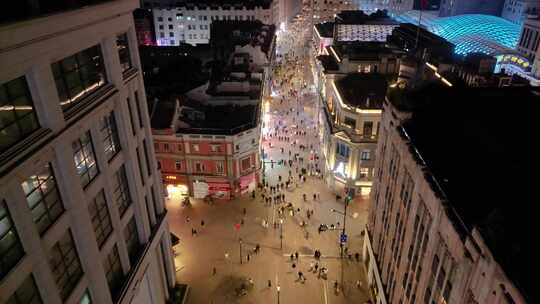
[239,238,243,264]
[330,198,350,258]
[277,285,281,304]
[279,218,284,250]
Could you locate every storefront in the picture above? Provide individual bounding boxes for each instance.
[239,172,257,194]
[206,177,232,200]
[163,174,189,198]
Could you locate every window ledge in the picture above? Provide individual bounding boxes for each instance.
[63,84,117,122]
[122,68,138,83]
[0,128,52,176]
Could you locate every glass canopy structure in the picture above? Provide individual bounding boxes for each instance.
[394,11,521,55]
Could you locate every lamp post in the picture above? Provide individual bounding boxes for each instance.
[330,196,349,258]
[239,238,243,264]
[277,285,281,304]
[279,218,284,250]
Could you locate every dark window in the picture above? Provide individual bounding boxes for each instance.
[0,76,40,154]
[343,117,356,129]
[116,33,132,73]
[126,97,136,135]
[124,217,141,264]
[363,121,373,137]
[336,142,350,158]
[48,230,83,301]
[52,45,107,113]
[88,190,112,248]
[72,131,99,188]
[113,165,132,216]
[6,274,42,304]
[100,112,121,161]
[169,32,174,37]
[136,147,145,185]
[143,140,152,176]
[159,25,164,30]
[175,160,181,171]
[21,164,64,234]
[103,244,124,300]
[168,24,173,29]
[157,17,163,21]
[361,150,371,160]
[134,91,144,128]
[0,200,25,280]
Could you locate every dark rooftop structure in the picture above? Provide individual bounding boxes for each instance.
[330,41,405,62]
[314,22,334,38]
[388,23,455,64]
[210,20,275,61]
[334,9,396,25]
[335,73,388,109]
[150,98,259,135]
[316,55,339,72]
[397,84,539,303]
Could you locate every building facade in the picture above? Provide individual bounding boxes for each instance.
[363,84,534,304]
[502,0,540,24]
[309,0,355,23]
[0,1,176,304]
[317,73,387,196]
[152,1,273,46]
[439,0,505,17]
[351,0,414,14]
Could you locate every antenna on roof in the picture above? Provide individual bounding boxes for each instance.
[414,0,428,50]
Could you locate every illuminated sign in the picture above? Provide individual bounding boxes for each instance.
[166,175,177,180]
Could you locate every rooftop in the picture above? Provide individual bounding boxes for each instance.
[399,85,539,303]
[150,98,259,135]
[335,10,396,25]
[314,22,334,38]
[394,11,520,55]
[331,41,405,61]
[316,55,339,72]
[335,73,388,109]
[210,20,276,57]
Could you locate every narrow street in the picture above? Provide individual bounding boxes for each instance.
[167,17,371,304]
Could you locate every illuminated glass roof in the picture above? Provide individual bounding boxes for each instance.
[394,11,521,55]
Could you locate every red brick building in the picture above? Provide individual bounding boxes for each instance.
[151,88,261,200]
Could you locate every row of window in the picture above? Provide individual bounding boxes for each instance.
[155,142,225,153]
[157,14,257,23]
[335,142,372,161]
[0,33,132,156]
[342,118,378,138]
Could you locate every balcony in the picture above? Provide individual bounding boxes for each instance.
[1,0,118,25]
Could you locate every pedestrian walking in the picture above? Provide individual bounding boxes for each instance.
[268,280,272,288]
[213,267,217,276]
[186,216,190,223]
[201,220,205,227]
[295,251,299,260]
[292,263,296,269]
[247,254,250,262]
[356,280,362,289]
[243,208,247,215]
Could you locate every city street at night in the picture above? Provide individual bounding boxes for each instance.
[167,17,371,304]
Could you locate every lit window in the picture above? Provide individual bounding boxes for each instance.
[116,33,132,72]
[48,230,83,300]
[361,150,371,160]
[192,144,199,152]
[359,168,369,178]
[72,131,99,188]
[100,112,121,161]
[216,161,224,174]
[0,200,25,279]
[21,164,64,234]
[113,165,132,216]
[52,45,107,112]
[175,160,181,170]
[88,190,112,248]
[0,76,40,154]
[210,144,221,152]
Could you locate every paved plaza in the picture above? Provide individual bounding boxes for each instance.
[167,17,373,304]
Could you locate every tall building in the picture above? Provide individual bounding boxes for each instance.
[150,26,274,199]
[363,82,537,304]
[502,0,540,24]
[439,0,505,17]
[310,0,355,23]
[151,0,273,46]
[0,1,176,303]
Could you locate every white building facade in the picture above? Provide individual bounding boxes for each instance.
[502,0,540,24]
[153,3,273,46]
[0,1,176,304]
